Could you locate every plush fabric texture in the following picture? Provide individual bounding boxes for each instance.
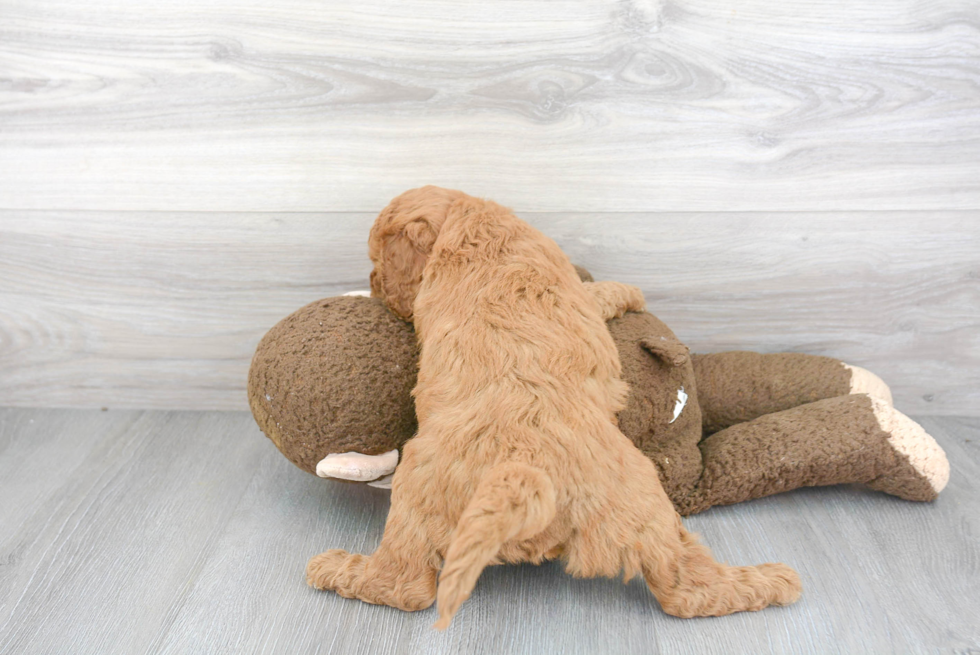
[691,351,852,434]
[247,296,418,474]
[688,393,941,514]
[608,312,703,505]
[864,396,950,500]
[249,298,948,511]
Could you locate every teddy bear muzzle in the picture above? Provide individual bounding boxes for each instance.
[315,450,399,489]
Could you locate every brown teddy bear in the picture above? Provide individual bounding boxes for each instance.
[248,269,948,516]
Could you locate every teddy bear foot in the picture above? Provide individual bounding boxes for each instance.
[844,364,893,405]
[865,397,949,501]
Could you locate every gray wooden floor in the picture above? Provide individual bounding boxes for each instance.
[0,408,977,654]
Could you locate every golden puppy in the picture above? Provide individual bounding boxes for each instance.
[307,186,801,628]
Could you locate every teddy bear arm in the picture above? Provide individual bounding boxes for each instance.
[690,351,882,434]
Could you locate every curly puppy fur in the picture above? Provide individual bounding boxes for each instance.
[307,186,801,628]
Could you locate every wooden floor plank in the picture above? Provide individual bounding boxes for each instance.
[1,0,977,212]
[1,408,977,654]
[0,409,270,655]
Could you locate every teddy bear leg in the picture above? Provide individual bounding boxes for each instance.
[306,500,439,611]
[691,352,892,434]
[862,395,949,500]
[683,394,948,514]
[844,364,893,404]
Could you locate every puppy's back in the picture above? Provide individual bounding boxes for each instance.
[413,197,627,440]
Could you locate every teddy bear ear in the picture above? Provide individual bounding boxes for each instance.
[573,265,594,283]
[639,335,690,367]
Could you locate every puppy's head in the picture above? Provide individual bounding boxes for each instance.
[369,186,466,319]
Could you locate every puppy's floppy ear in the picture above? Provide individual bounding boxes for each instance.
[377,218,438,320]
[369,186,465,318]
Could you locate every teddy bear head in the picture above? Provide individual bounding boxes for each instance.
[248,281,703,490]
[248,295,419,484]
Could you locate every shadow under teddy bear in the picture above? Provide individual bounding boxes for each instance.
[248,266,949,516]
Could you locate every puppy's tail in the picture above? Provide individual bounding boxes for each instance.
[433,462,556,630]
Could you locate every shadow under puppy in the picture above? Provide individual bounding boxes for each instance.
[306,186,802,628]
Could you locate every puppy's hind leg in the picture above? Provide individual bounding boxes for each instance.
[639,511,802,617]
[307,495,440,612]
[434,462,556,630]
[583,281,646,320]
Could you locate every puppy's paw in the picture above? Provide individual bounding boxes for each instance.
[756,562,802,606]
[622,284,646,314]
[306,549,355,591]
[584,281,646,319]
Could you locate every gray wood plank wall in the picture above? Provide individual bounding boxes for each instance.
[1,1,978,413]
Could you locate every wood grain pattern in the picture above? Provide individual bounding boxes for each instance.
[0,408,977,654]
[1,0,978,212]
[2,210,977,414]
